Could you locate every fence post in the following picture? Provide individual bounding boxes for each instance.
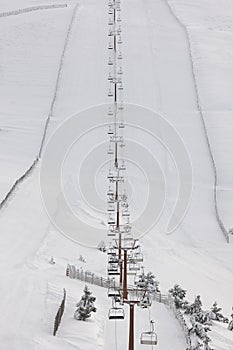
[53,289,66,336]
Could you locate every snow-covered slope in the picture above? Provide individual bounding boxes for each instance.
[0,0,233,349]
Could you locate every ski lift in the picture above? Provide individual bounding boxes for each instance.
[122,209,130,217]
[108,8,113,15]
[108,58,113,66]
[128,262,140,271]
[108,72,113,81]
[108,230,116,237]
[118,67,123,75]
[132,252,144,263]
[108,29,114,37]
[118,52,123,59]
[108,18,113,26]
[119,121,125,129]
[108,307,125,320]
[108,89,113,97]
[108,107,114,116]
[108,255,119,264]
[118,160,126,171]
[107,263,120,276]
[139,294,152,308]
[117,36,122,44]
[118,82,123,91]
[108,215,116,225]
[108,287,120,298]
[108,198,115,205]
[140,321,157,345]
[117,26,122,34]
[118,101,124,110]
[108,41,113,50]
[107,187,114,196]
[108,125,114,134]
[107,247,117,255]
[107,204,115,212]
[117,15,121,22]
[108,145,114,155]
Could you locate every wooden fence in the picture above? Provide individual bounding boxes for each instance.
[53,288,66,336]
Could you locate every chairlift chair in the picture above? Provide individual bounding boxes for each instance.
[108,58,113,66]
[107,264,120,276]
[108,146,114,155]
[139,295,152,308]
[118,52,123,59]
[117,36,123,44]
[108,125,114,134]
[118,82,123,91]
[108,8,113,14]
[133,252,144,262]
[140,321,157,345]
[118,67,123,75]
[108,89,113,97]
[108,287,120,298]
[122,209,130,217]
[107,247,117,255]
[108,107,114,116]
[108,73,113,81]
[107,187,114,196]
[108,215,116,225]
[118,101,124,110]
[108,307,125,320]
[108,18,113,26]
[108,42,113,50]
[118,160,126,170]
[119,121,125,129]
[107,204,115,212]
[128,262,140,271]
[108,255,119,264]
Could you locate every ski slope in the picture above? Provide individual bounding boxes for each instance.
[0,0,233,349]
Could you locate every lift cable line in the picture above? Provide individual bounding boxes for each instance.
[105,0,158,349]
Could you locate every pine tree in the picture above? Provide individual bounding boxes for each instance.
[169,284,187,309]
[211,301,228,323]
[137,271,159,292]
[74,285,97,321]
[185,295,202,315]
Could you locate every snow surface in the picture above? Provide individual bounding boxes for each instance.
[0,0,233,349]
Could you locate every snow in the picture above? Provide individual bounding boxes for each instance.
[0,0,233,349]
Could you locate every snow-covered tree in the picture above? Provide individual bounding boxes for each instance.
[97,240,106,252]
[169,284,188,309]
[211,302,228,323]
[228,311,233,331]
[74,285,97,321]
[137,271,160,292]
[190,317,211,342]
[185,295,203,315]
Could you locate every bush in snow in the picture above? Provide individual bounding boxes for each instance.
[210,302,228,323]
[74,285,97,321]
[169,284,188,309]
[97,240,106,252]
